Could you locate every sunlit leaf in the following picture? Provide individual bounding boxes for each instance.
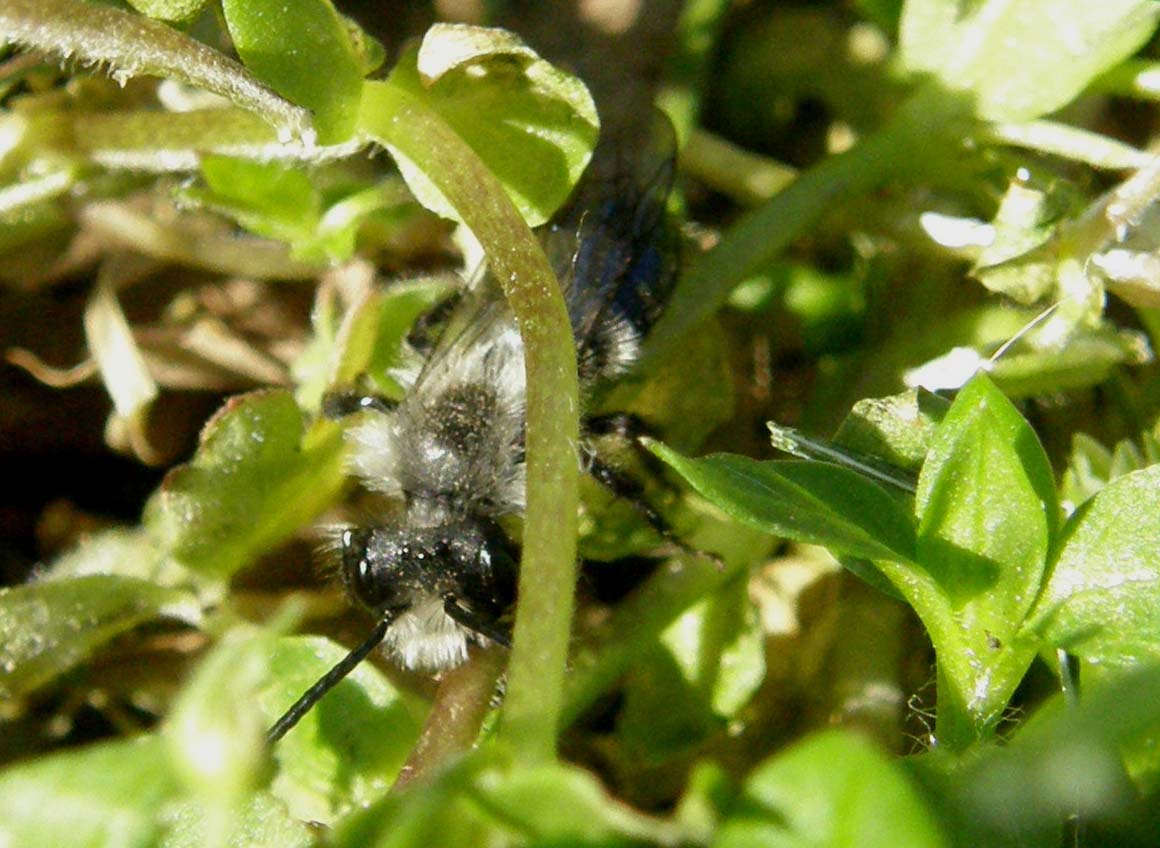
[0,736,178,848]
[159,792,312,848]
[222,0,367,143]
[262,636,424,825]
[148,391,346,578]
[1028,465,1160,667]
[472,761,679,845]
[834,389,948,475]
[911,374,1055,741]
[899,0,1160,122]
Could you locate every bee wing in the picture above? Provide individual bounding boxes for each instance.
[409,112,678,399]
[545,114,680,387]
[405,267,522,401]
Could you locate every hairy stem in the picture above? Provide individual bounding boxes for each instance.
[1,0,310,139]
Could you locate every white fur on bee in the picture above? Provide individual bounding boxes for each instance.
[597,313,643,378]
[347,414,406,498]
[382,594,475,671]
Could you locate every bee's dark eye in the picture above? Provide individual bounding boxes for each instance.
[340,527,386,610]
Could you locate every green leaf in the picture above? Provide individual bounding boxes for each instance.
[916,374,1057,604]
[328,756,495,848]
[370,24,599,226]
[39,527,170,583]
[1028,465,1160,667]
[160,792,312,848]
[898,0,1160,122]
[221,0,367,143]
[912,373,1056,744]
[183,159,415,262]
[470,762,681,845]
[164,630,270,802]
[188,157,320,246]
[649,445,917,565]
[160,625,288,847]
[715,729,949,848]
[148,390,346,578]
[262,636,424,825]
[0,736,179,848]
[0,575,197,700]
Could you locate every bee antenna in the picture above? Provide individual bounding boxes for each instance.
[266,614,396,745]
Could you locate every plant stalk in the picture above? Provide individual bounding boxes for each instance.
[359,81,580,765]
[645,85,970,367]
[0,0,310,139]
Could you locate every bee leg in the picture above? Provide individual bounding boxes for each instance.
[585,412,655,439]
[585,412,668,477]
[321,390,398,419]
[586,454,720,567]
[442,596,512,649]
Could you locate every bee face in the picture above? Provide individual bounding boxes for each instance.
[339,519,517,623]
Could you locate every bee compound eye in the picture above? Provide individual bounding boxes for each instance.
[339,527,384,608]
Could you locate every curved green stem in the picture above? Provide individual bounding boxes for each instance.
[359,80,579,765]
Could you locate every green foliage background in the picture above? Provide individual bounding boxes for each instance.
[4,1,1160,846]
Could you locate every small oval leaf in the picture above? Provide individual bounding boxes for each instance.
[148,390,346,578]
[222,0,367,143]
[262,635,424,824]
[717,729,949,848]
[0,736,178,848]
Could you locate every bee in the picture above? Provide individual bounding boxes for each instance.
[268,118,683,743]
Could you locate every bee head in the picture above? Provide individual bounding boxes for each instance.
[338,519,517,619]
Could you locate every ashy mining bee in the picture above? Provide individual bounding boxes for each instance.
[268,117,686,743]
